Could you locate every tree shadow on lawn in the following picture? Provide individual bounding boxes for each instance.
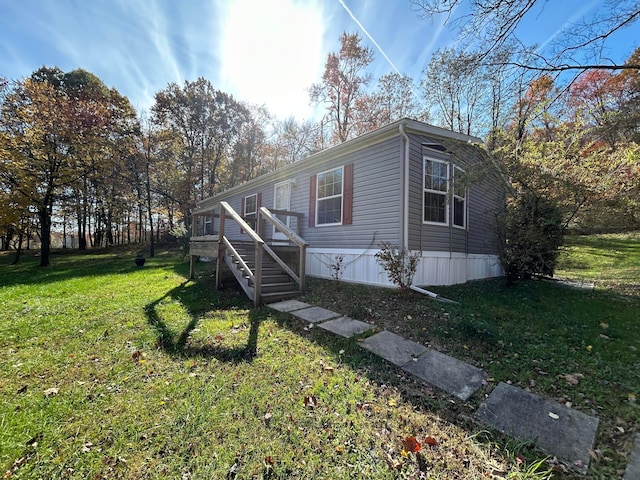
[144,280,263,363]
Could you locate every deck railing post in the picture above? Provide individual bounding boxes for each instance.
[299,244,306,291]
[257,209,263,238]
[216,206,225,290]
[254,240,262,306]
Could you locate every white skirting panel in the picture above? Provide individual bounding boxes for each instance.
[306,248,503,287]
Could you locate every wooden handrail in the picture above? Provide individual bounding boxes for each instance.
[268,209,304,219]
[259,206,307,290]
[221,201,264,245]
[259,207,308,248]
[211,202,306,305]
[262,243,300,284]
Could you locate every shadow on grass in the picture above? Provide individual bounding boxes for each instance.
[144,279,263,363]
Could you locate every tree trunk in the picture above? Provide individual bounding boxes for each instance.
[38,207,51,267]
[11,233,23,265]
[145,152,155,257]
[62,216,67,249]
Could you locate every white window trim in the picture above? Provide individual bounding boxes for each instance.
[244,193,257,217]
[422,157,449,226]
[273,180,292,240]
[316,165,344,227]
[452,165,467,230]
[204,215,213,235]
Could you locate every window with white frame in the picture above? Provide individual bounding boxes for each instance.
[452,166,466,228]
[244,193,257,228]
[204,215,213,235]
[316,166,343,225]
[423,158,449,224]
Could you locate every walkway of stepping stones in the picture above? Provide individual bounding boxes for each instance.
[267,299,638,477]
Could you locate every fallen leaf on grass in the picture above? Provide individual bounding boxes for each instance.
[43,387,59,397]
[588,449,604,461]
[303,395,318,409]
[385,453,402,470]
[81,442,93,453]
[548,412,560,420]
[424,436,439,447]
[402,435,421,453]
[26,434,42,447]
[16,385,27,394]
[562,373,583,385]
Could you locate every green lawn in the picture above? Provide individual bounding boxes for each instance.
[1,248,537,479]
[1,233,638,479]
[299,232,640,479]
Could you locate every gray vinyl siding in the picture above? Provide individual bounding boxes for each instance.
[302,137,402,249]
[407,134,505,255]
[193,119,504,257]
[199,136,403,249]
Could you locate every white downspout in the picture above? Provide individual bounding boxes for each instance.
[399,122,410,251]
[399,122,451,301]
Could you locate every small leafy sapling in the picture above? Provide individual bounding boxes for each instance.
[374,242,420,294]
[329,255,345,287]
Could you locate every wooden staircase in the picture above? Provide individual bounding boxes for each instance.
[224,241,300,303]
[191,201,307,306]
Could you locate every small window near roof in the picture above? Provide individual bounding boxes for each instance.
[423,142,448,153]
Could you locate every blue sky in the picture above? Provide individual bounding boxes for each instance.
[0,0,637,121]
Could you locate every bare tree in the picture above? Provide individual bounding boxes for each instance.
[421,48,486,135]
[412,0,640,72]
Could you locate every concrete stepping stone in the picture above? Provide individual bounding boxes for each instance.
[360,330,427,366]
[402,350,487,401]
[624,433,640,480]
[317,316,374,338]
[476,382,599,474]
[290,306,341,323]
[268,300,312,312]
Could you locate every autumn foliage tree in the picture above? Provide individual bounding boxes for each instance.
[0,77,77,265]
[152,78,250,225]
[0,68,139,264]
[309,32,374,143]
[485,43,640,281]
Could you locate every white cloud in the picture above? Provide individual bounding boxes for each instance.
[217,0,325,120]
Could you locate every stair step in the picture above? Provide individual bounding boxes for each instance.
[239,266,285,276]
[261,291,300,301]
[223,243,301,304]
[261,282,298,294]
[247,276,290,285]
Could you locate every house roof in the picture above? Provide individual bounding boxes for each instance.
[193,118,485,214]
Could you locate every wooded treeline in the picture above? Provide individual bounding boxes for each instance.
[1,7,639,266]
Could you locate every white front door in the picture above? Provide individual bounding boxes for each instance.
[273,180,291,240]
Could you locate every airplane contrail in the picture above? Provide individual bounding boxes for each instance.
[337,0,401,75]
